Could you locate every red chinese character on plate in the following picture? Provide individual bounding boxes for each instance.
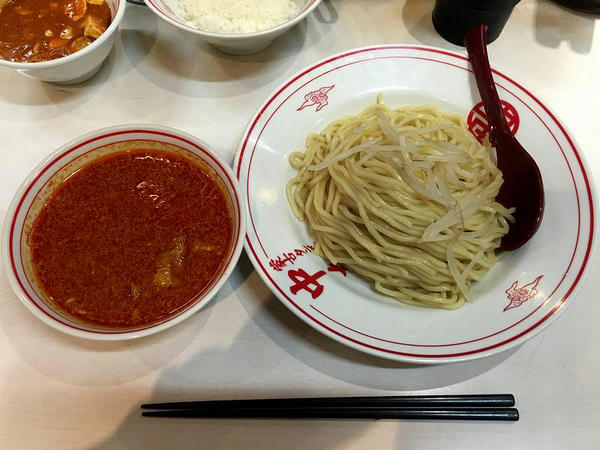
[268,243,317,272]
[503,275,543,312]
[269,256,285,272]
[297,86,335,112]
[283,252,297,264]
[288,268,327,299]
[327,264,347,277]
[467,100,520,144]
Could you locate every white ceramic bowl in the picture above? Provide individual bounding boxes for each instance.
[1,125,246,340]
[0,0,126,84]
[143,0,322,55]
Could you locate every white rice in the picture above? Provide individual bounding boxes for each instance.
[178,0,304,34]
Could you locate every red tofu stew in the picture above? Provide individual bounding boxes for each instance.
[0,0,112,62]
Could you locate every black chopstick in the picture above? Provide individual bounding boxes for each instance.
[141,394,514,410]
[141,395,518,421]
[142,407,519,421]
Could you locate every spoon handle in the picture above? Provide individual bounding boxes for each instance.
[464,24,510,145]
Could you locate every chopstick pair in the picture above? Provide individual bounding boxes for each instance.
[141,394,519,421]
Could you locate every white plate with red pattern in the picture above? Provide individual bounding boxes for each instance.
[234,45,597,364]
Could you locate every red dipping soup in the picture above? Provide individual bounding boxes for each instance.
[28,150,234,328]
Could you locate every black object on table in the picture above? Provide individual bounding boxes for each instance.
[432,0,520,46]
[142,407,519,421]
[141,394,519,421]
[551,0,600,13]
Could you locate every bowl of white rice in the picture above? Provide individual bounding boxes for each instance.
[143,0,322,55]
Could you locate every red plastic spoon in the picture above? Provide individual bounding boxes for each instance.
[464,24,544,251]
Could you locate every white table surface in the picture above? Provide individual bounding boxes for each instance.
[1,1,599,448]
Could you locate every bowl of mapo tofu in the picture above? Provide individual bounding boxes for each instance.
[0,0,125,83]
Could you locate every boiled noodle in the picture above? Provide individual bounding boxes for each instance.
[286,96,515,309]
